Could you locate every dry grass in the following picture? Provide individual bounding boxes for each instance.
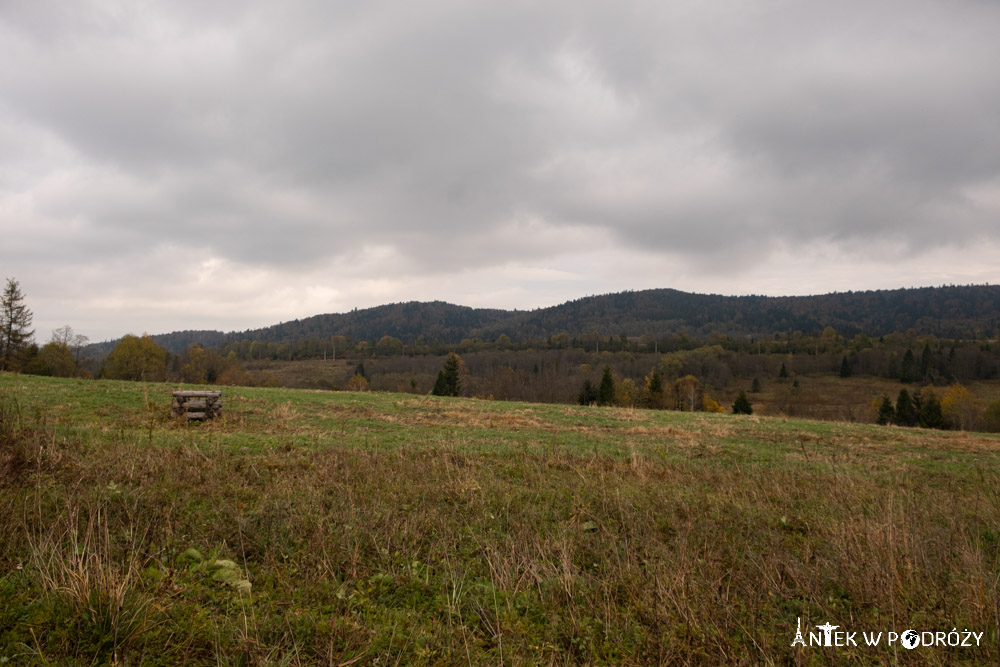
[0,375,998,665]
[26,502,157,663]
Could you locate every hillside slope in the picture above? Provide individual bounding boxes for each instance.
[92,284,1000,354]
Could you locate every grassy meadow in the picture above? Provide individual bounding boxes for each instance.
[1,372,998,665]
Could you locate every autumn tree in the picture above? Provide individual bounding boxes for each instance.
[703,396,725,413]
[941,383,978,431]
[613,377,638,408]
[375,336,404,356]
[1,278,34,371]
[549,333,570,349]
[642,370,666,408]
[50,325,90,374]
[674,375,703,411]
[101,334,169,382]
[983,399,1000,433]
[24,341,75,377]
[819,326,840,353]
[347,373,369,391]
[179,344,230,384]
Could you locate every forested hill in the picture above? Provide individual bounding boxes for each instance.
[95,285,1000,354]
[482,285,1000,341]
[230,301,511,347]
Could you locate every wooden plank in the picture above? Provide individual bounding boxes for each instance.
[171,389,221,420]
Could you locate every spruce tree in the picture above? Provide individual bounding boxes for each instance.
[732,390,753,415]
[839,355,852,378]
[432,371,448,396]
[578,379,597,406]
[899,349,918,383]
[597,366,615,406]
[894,388,917,426]
[432,352,462,397]
[918,392,944,429]
[876,396,894,425]
[642,370,665,408]
[920,343,933,379]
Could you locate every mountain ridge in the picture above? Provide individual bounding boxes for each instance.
[90,285,1000,355]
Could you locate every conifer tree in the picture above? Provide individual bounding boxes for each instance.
[597,366,615,406]
[578,379,597,406]
[920,343,934,379]
[644,370,665,408]
[894,388,917,426]
[899,349,918,383]
[876,396,894,425]
[647,370,663,395]
[432,352,462,396]
[0,278,34,371]
[918,391,944,429]
[432,371,449,396]
[732,390,753,415]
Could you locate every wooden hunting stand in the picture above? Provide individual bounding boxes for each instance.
[171,390,222,421]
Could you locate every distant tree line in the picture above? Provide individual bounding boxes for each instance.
[874,383,993,431]
[197,326,1000,387]
[6,278,1000,431]
[84,285,1000,358]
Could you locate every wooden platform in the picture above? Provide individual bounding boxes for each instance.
[171,390,222,420]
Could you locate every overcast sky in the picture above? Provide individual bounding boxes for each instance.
[3,1,999,342]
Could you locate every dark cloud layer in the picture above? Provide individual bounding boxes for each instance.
[2,1,999,340]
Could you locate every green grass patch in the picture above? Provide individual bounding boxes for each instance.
[1,372,998,664]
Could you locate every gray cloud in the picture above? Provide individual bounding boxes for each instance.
[2,0,1000,340]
